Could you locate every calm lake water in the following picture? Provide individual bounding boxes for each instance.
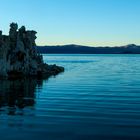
[0,54,140,140]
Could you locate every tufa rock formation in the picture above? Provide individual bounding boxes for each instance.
[0,23,64,79]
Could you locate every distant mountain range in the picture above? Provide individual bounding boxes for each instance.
[36,44,140,54]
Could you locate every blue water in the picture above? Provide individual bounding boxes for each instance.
[0,54,140,140]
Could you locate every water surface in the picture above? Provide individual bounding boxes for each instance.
[0,54,140,140]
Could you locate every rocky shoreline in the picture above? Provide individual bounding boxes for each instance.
[0,23,64,79]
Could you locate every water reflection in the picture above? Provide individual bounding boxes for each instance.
[0,79,43,115]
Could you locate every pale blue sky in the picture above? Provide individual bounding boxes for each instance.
[0,0,140,46]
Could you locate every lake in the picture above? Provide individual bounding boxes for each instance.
[0,54,140,140]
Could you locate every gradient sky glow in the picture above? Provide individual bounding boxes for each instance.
[0,0,140,46]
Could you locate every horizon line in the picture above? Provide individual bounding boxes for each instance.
[36,43,140,48]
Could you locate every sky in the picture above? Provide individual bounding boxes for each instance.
[0,0,140,46]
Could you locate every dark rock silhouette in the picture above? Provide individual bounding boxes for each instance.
[0,23,64,79]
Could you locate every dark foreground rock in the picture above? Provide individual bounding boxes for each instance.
[0,23,64,79]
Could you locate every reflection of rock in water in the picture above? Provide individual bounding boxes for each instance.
[0,79,43,115]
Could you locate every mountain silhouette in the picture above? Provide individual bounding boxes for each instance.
[36,44,140,54]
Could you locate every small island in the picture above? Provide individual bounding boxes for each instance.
[0,23,64,79]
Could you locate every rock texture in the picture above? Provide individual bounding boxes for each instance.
[0,23,64,79]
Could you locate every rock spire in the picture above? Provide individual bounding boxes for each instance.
[0,23,64,79]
